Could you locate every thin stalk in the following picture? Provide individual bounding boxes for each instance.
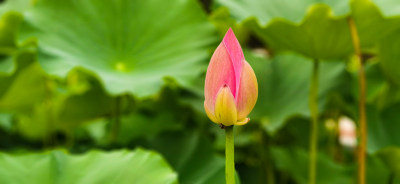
[225,125,235,184]
[308,59,319,184]
[348,17,367,184]
[388,172,395,184]
[281,172,289,184]
[260,131,275,184]
[265,142,276,184]
[266,160,275,184]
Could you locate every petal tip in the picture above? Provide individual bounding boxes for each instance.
[223,27,238,45]
[225,27,234,37]
[222,28,244,99]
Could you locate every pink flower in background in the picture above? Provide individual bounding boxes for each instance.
[339,116,357,148]
[204,28,258,126]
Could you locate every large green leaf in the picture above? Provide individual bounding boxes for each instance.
[379,147,400,177]
[53,70,116,128]
[379,30,400,87]
[378,147,400,182]
[370,0,400,17]
[215,0,352,59]
[0,51,46,114]
[363,62,388,103]
[367,103,400,153]
[0,0,31,15]
[0,50,49,139]
[115,112,182,145]
[0,63,118,140]
[209,7,250,44]
[270,146,352,184]
[246,50,350,133]
[214,0,349,25]
[0,11,20,51]
[271,146,392,184]
[13,71,117,140]
[113,86,195,145]
[15,0,216,97]
[214,0,400,58]
[0,148,178,184]
[0,11,23,74]
[351,0,400,52]
[366,154,392,184]
[251,6,352,59]
[14,79,193,141]
[0,113,12,132]
[0,10,45,115]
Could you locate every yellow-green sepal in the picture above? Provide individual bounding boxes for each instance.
[234,118,249,126]
[214,86,237,126]
[204,101,218,124]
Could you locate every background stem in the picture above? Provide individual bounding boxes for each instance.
[308,59,319,184]
[225,125,235,184]
[259,130,275,184]
[348,17,367,184]
[388,172,395,184]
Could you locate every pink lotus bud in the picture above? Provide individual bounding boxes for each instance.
[204,28,258,126]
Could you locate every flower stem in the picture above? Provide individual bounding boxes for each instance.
[308,59,319,184]
[225,125,235,184]
[348,17,367,184]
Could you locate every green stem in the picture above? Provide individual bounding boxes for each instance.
[388,172,395,184]
[225,125,235,184]
[348,17,367,184]
[260,131,275,184]
[265,145,275,184]
[281,172,289,184]
[308,59,319,184]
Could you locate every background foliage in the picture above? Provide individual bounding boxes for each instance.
[0,0,400,183]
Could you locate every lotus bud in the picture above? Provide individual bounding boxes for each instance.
[338,116,357,148]
[204,28,258,127]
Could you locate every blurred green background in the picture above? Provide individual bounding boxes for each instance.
[0,0,400,183]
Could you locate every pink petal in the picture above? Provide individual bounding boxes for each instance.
[223,28,244,100]
[204,43,236,115]
[236,60,258,120]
